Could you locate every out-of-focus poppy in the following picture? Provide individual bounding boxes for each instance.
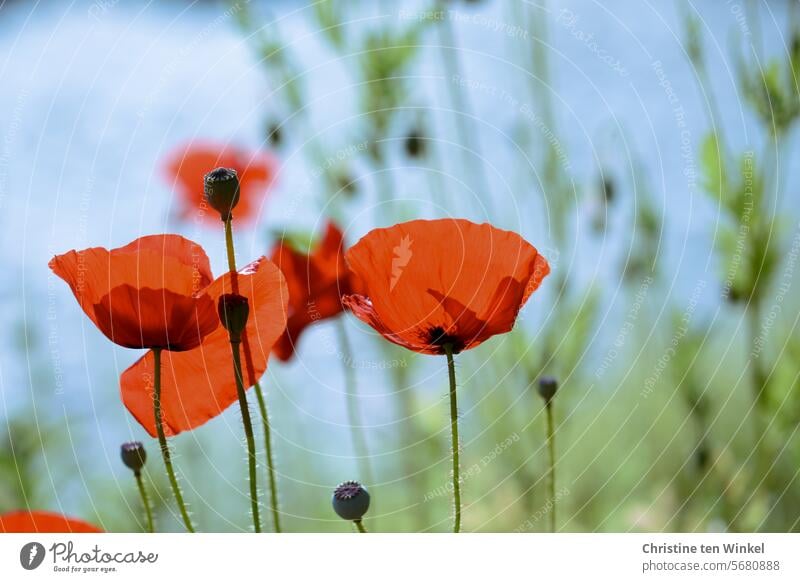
[0,511,102,533]
[164,142,276,225]
[343,219,550,355]
[271,222,351,361]
[50,236,288,436]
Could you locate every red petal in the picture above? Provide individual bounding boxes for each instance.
[344,219,549,353]
[270,222,349,360]
[164,142,276,224]
[0,511,102,533]
[120,257,288,436]
[49,235,215,350]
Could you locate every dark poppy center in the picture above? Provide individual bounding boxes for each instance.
[427,326,465,354]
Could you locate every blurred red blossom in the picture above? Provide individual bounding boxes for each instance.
[164,141,277,225]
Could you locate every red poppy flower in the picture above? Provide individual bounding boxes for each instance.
[49,235,219,351]
[271,222,352,361]
[50,235,288,436]
[342,219,550,355]
[0,511,102,533]
[164,141,276,225]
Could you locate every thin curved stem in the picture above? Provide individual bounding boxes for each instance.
[545,401,556,533]
[253,380,282,532]
[230,340,261,533]
[354,519,367,533]
[152,348,195,532]
[444,344,461,533]
[134,472,154,533]
[336,319,373,486]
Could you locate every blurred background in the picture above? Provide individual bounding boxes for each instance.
[0,0,799,532]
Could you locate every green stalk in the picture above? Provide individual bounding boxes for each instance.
[354,519,367,533]
[252,381,282,532]
[223,216,282,532]
[545,400,557,533]
[444,344,462,533]
[228,338,261,533]
[152,348,195,532]
[134,471,154,533]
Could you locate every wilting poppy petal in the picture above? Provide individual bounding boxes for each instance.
[49,235,218,351]
[271,222,351,361]
[164,141,276,225]
[0,511,102,533]
[343,219,550,354]
[120,257,288,436]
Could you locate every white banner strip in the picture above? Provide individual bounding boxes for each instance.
[1,533,798,581]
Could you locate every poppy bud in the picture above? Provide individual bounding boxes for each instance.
[537,376,558,403]
[332,480,370,521]
[266,122,282,148]
[204,167,240,221]
[404,130,425,158]
[120,442,147,474]
[218,293,249,343]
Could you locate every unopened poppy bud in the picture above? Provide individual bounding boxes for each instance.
[266,122,282,148]
[204,167,240,221]
[404,130,425,158]
[332,480,370,521]
[218,293,249,342]
[120,442,147,474]
[537,376,558,403]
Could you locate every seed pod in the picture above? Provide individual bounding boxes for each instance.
[332,481,370,521]
[120,442,147,474]
[537,376,558,403]
[218,293,250,342]
[204,167,240,221]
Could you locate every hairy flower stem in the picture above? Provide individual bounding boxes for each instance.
[223,216,282,532]
[252,383,282,533]
[228,338,261,533]
[444,344,462,533]
[152,348,195,532]
[354,519,368,533]
[134,471,154,533]
[336,319,373,486]
[545,400,557,533]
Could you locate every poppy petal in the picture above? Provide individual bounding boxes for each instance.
[92,286,218,351]
[164,142,276,225]
[49,235,215,350]
[344,219,549,354]
[0,511,102,533]
[120,257,288,436]
[271,222,350,361]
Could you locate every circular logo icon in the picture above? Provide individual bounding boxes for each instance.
[20,542,46,570]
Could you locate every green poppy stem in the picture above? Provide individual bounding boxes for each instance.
[545,400,556,533]
[224,217,237,276]
[152,348,195,532]
[134,471,154,533]
[336,319,373,486]
[252,380,282,532]
[354,519,368,533]
[444,344,461,533]
[223,216,282,532]
[228,338,261,533]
